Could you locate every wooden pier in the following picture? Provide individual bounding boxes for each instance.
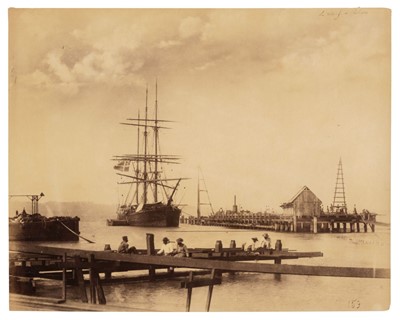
[181,211,377,233]
[9,233,389,311]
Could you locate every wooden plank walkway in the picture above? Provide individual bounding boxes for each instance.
[9,239,390,311]
[10,242,389,279]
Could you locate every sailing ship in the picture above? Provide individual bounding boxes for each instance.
[107,84,183,227]
[9,193,80,241]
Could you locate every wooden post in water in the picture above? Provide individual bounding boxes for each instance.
[87,254,106,305]
[274,257,282,280]
[89,254,96,304]
[205,269,217,312]
[104,244,112,280]
[214,240,223,253]
[74,255,88,303]
[274,240,282,280]
[313,217,318,234]
[95,273,106,305]
[61,252,67,302]
[229,240,236,275]
[146,233,156,280]
[185,271,194,312]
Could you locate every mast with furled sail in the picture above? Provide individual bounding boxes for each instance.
[108,83,184,227]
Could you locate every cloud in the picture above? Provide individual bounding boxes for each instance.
[46,51,75,83]
[14,9,390,98]
[19,69,52,87]
[179,16,204,39]
[158,40,181,49]
[193,61,216,71]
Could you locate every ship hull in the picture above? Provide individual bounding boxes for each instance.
[9,217,80,241]
[108,204,181,227]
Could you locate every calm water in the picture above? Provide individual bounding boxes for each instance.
[34,219,390,312]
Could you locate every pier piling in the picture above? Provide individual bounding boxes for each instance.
[147,233,156,280]
[313,217,318,234]
[214,241,223,253]
[185,271,194,312]
[9,241,389,310]
[74,255,88,303]
[61,253,67,302]
[206,270,215,312]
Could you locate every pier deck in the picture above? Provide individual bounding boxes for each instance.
[9,235,390,311]
[182,212,378,233]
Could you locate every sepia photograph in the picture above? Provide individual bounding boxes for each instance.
[3,1,398,317]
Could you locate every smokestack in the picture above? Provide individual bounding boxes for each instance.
[233,195,238,213]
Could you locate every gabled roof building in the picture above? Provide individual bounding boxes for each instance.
[280,186,322,217]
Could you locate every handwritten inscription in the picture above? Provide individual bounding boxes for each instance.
[319,8,368,20]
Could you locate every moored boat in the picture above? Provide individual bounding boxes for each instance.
[107,83,184,227]
[9,193,80,241]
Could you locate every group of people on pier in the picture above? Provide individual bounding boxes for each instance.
[117,235,189,257]
[116,233,273,257]
[243,233,273,252]
[156,236,189,257]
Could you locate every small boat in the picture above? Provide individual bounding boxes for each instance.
[107,83,184,227]
[9,193,80,241]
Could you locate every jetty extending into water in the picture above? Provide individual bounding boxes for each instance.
[181,211,377,233]
[9,233,389,311]
[190,160,379,234]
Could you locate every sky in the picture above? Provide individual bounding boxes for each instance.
[8,7,391,216]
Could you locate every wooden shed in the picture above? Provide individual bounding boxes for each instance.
[280,186,322,217]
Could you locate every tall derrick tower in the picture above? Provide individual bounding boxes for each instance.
[332,158,347,214]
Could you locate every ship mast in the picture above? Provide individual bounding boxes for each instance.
[143,86,149,205]
[114,83,186,206]
[135,110,140,205]
[154,80,159,202]
[197,169,200,218]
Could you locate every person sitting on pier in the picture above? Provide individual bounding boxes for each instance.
[172,238,189,257]
[260,233,271,250]
[118,236,137,254]
[157,237,174,256]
